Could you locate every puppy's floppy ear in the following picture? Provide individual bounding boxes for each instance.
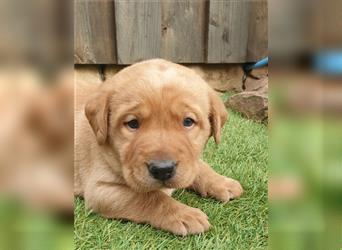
[208,89,228,144]
[85,89,111,145]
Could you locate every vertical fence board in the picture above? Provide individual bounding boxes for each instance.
[115,0,162,64]
[74,0,116,64]
[74,0,268,64]
[247,0,268,61]
[161,0,208,63]
[207,0,251,63]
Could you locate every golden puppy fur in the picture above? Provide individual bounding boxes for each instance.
[75,59,243,236]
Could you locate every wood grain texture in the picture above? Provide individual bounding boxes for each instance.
[247,0,268,61]
[207,0,251,63]
[74,0,268,64]
[115,0,162,64]
[161,0,208,63]
[74,0,116,64]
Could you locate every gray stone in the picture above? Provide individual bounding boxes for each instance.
[225,76,268,123]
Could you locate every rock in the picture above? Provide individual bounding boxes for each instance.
[226,91,268,122]
[244,75,268,92]
[225,76,268,123]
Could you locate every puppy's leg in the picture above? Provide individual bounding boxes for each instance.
[84,182,210,236]
[189,160,243,202]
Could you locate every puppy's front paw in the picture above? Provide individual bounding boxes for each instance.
[205,176,243,202]
[159,205,210,236]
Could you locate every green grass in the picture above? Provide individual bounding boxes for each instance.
[74,103,268,250]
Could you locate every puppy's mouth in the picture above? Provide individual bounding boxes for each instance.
[124,160,193,192]
[130,170,179,191]
[125,168,172,192]
[161,181,178,189]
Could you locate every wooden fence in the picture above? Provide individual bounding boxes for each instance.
[75,0,267,64]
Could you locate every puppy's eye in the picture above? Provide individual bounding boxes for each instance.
[125,119,139,130]
[183,117,195,128]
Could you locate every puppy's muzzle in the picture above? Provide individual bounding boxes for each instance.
[147,160,176,181]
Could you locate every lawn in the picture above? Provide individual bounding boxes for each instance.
[74,97,268,250]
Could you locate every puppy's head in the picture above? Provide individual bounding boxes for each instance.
[85,60,227,192]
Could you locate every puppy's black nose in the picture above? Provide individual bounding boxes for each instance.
[147,160,176,181]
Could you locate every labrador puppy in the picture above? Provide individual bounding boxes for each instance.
[75,59,243,236]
